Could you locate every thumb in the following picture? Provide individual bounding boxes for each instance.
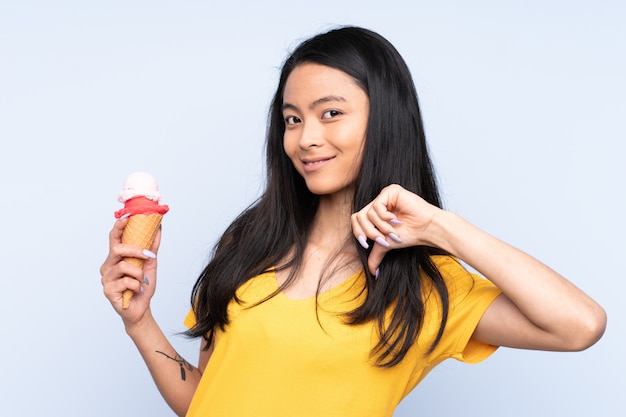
[367,244,388,276]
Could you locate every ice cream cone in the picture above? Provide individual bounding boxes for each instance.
[121,213,163,308]
[114,172,169,309]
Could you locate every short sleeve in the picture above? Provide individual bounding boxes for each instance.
[184,308,196,329]
[429,256,502,364]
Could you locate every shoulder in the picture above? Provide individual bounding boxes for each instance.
[430,255,496,295]
[430,254,471,279]
[422,256,502,363]
[424,255,501,317]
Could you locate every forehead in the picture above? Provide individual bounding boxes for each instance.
[283,63,366,103]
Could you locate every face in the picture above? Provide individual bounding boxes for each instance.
[282,63,369,199]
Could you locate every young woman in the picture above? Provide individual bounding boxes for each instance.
[100,26,606,417]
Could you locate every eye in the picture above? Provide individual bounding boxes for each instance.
[322,109,342,119]
[284,115,301,125]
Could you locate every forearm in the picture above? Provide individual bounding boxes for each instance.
[125,311,200,417]
[428,211,606,348]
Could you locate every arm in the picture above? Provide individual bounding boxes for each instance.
[427,211,606,351]
[100,219,202,416]
[125,313,202,416]
[351,184,606,351]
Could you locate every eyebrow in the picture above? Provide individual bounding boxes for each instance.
[282,95,347,112]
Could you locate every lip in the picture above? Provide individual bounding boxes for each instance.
[301,155,335,173]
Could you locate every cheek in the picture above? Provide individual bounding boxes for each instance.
[349,136,367,176]
[336,127,366,160]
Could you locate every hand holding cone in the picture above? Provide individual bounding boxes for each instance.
[114,172,169,309]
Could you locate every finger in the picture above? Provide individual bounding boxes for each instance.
[351,211,370,249]
[352,210,393,274]
[352,208,388,249]
[103,274,143,296]
[357,207,401,247]
[100,219,129,275]
[100,243,155,276]
[361,202,382,232]
[102,275,144,305]
[109,216,129,248]
[108,217,158,259]
[367,243,389,276]
[101,259,144,286]
[367,191,402,237]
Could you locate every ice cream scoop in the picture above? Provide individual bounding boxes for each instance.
[114,172,169,309]
[118,171,162,203]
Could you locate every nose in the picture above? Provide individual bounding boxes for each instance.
[298,120,323,149]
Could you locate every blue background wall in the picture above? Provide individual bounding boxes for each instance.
[1,1,623,415]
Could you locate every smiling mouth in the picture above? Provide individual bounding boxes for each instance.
[303,156,335,165]
[301,156,335,172]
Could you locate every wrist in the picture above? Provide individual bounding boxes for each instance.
[124,309,156,339]
[425,210,465,255]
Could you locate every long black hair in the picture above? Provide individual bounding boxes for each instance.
[186,26,449,367]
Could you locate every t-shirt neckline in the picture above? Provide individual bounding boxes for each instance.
[270,268,364,302]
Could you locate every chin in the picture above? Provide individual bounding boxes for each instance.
[305,181,354,199]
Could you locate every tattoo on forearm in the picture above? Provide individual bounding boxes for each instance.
[155,350,193,381]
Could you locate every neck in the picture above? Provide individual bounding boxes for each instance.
[308,191,354,248]
[275,188,361,297]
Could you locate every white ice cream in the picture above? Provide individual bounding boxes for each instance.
[118,172,162,203]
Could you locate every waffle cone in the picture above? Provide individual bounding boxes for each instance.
[121,213,163,308]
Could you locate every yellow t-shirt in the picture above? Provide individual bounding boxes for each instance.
[184,255,501,417]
